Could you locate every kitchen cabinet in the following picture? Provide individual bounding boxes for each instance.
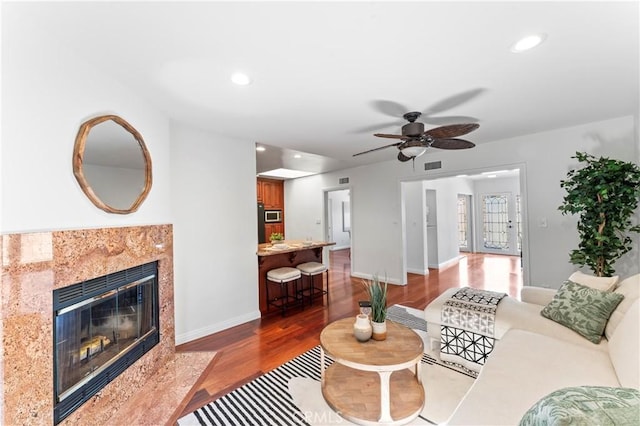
[258,178,284,209]
[257,178,285,242]
[257,181,264,203]
[265,222,284,240]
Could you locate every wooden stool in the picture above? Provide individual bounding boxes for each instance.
[296,262,329,306]
[266,267,302,316]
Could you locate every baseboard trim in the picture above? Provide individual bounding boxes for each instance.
[350,271,404,286]
[429,255,463,270]
[175,310,261,345]
[407,267,429,275]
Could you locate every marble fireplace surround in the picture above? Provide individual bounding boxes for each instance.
[1,225,215,425]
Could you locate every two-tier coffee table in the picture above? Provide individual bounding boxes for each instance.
[319,318,425,425]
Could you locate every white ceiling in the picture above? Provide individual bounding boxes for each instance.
[10,2,639,176]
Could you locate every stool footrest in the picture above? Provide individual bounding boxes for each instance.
[265,274,304,317]
[296,268,329,307]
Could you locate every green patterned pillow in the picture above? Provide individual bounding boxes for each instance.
[520,386,640,426]
[541,280,624,343]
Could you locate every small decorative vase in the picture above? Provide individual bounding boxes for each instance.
[353,314,372,342]
[371,320,387,341]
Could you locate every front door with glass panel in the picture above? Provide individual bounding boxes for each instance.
[480,192,519,255]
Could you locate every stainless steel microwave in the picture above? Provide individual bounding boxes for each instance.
[265,210,282,223]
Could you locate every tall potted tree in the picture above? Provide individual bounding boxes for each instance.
[559,152,640,277]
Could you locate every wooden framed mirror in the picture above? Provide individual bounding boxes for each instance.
[73,115,152,214]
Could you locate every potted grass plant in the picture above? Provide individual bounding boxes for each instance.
[361,274,389,340]
[269,232,284,244]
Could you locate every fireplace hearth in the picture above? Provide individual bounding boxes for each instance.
[53,261,159,424]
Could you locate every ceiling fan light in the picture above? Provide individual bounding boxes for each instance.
[401,146,427,158]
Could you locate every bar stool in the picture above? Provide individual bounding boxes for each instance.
[296,262,329,306]
[266,267,302,316]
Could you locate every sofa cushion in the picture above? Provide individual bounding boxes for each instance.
[425,287,609,353]
[447,330,621,426]
[520,286,557,306]
[608,299,640,389]
[605,274,640,340]
[519,386,640,426]
[541,280,624,344]
[569,271,619,292]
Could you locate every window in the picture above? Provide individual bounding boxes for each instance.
[457,196,468,248]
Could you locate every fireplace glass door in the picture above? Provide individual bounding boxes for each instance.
[55,275,156,401]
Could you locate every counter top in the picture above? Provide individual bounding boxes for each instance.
[257,240,336,257]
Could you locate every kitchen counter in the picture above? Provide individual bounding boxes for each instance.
[257,240,335,316]
[257,240,335,257]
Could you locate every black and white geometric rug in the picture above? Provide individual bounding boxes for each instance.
[178,305,475,426]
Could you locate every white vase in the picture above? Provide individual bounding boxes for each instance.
[353,314,372,342]
[371,320,387,341]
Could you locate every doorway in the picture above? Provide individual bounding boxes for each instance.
[400,166,527,285]
[325,188,351,253]
[479,192,520,256]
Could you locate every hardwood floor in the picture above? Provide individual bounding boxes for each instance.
[176,249,522,417]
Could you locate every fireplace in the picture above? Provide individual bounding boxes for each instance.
[53,261,159,424]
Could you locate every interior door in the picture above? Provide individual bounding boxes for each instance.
[479,192,518,255]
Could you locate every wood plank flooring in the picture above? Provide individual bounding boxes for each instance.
[176,250,522,418]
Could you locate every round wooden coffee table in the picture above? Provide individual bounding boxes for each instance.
[319,317,425,425]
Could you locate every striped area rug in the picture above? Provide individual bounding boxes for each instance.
[178,305,470,426]
[182,346,330,426]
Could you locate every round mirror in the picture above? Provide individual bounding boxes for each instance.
[73,115,152,214]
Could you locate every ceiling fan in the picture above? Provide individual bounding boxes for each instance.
[352,111,480,162]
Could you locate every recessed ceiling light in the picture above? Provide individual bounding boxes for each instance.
[511,33,547,53]
[231,72,252,86]
[256,146,266,152]
[486,174,497,178]
[293,154,302,159]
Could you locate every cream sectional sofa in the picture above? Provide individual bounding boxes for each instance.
[424,273,640,425]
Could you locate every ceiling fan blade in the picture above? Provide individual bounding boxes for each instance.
[422,88,486,115]
[422,115,480,125]
[424,123,480,139]
[370,100,409,118]
[373,133,408,139]
[351,120,404,134]
[397,152,413,162]
[353,142,402,157]
[430,138,476,150]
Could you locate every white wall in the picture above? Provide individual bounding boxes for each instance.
[403,181,427,274]
[286,115,639,287]
[1,12,172,233]
[284,176,327,241]
[170,124,259,344]
[423,177,475,268]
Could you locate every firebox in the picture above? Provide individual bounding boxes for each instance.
[53,262,159,424]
